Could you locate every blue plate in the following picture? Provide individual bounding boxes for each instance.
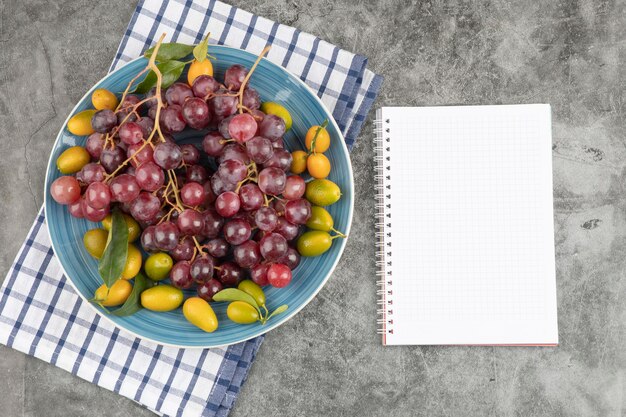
[44,46,354,348]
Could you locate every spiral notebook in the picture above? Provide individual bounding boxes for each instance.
[374,105,558,346]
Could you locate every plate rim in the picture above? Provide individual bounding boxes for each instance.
[43,45,355,348]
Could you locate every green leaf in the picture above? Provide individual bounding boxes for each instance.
[193,34,210,62]
[267,304,288,321]
[213,288,259,309]
[98,209,128,288]
[144,43,194,61]
[135,60,187,94]
[111,272,154,317]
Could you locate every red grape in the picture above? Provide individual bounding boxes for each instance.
[258,114,285,141]
[165,82,193,106]
[177,208,205,236]
[210,173,237,195]
[201,208,224,238]
[154,221,180,251]
[135,117,154,137]
[274,217,299,241]
[239,183,263,211]
[130,192,160,222]
[159,105,186,133]
[272,138,284,149]
[117,95,140,124]
[267,263,292,287]
[224,64,248,90]
[215,191,241,217]
[153,141,183,170]
[76,163,106,185]
[283,175,306,200]
[250,264,270,286]
[145,87,163,108]
[181,182,204,206]
[249,109,265,123]
[259,232,288,262]
[219,143,249,164]
[190,256,215,282]
[85,133,105,159]
[218,115,234,139]
[242,88,260,110]
[284,199,312,225]
[50,175,80,204]
[81,198,110,222]
[197,278,223,301]
[141,225,158,252]
[91,109,117,133]
[264,148,292,171]
[218,262,244,287]
[254,206,278,232]
[110,174,140,203]
[120,94,141,111]
[218,159,248,184]
[192,75,219,98]
[271,198,287,216]
[207,237,229,258]
[211,90,238,119]
[181,144,200,165]
[233,240,261,268]
[118,122,144,145]
[245,136,273,164]
[280,247,301,270]
[170,261,193,289]
[68,199,84,218]
[175,170,187,188]
[223,218,252,245]
[258,167,286,195]
[85,182,111,210]
[228,113,257,143]
[135,161,164,192]
[100,146,125,174]
[168,236,192,261]
[182,97,211,129]
[202,132,225,156]
[127,142,154,167]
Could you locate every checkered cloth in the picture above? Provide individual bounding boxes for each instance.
[0,1,381,416]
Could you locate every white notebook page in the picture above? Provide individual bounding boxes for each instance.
[381,105,558,346]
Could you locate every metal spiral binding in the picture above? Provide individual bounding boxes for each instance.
[373,109,393,341]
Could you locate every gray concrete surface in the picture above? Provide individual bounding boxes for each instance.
[0,0,624,416]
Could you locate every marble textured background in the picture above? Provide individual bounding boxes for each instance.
[0,0,624,416]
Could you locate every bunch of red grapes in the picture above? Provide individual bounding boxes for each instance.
[50,63,312,300]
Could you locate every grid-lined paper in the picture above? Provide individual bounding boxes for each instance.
[380,105,558,346]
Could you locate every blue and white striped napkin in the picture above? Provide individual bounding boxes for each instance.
[0,1,382,416]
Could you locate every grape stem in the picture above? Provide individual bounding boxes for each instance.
[235,161,259,192]
[191,236,205,255]
[159,207,177,223]
[238,45,271,114]
[103,99,150,150]
[103,34,169,181]
[166,170,185,210]
[97,35,277,266]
